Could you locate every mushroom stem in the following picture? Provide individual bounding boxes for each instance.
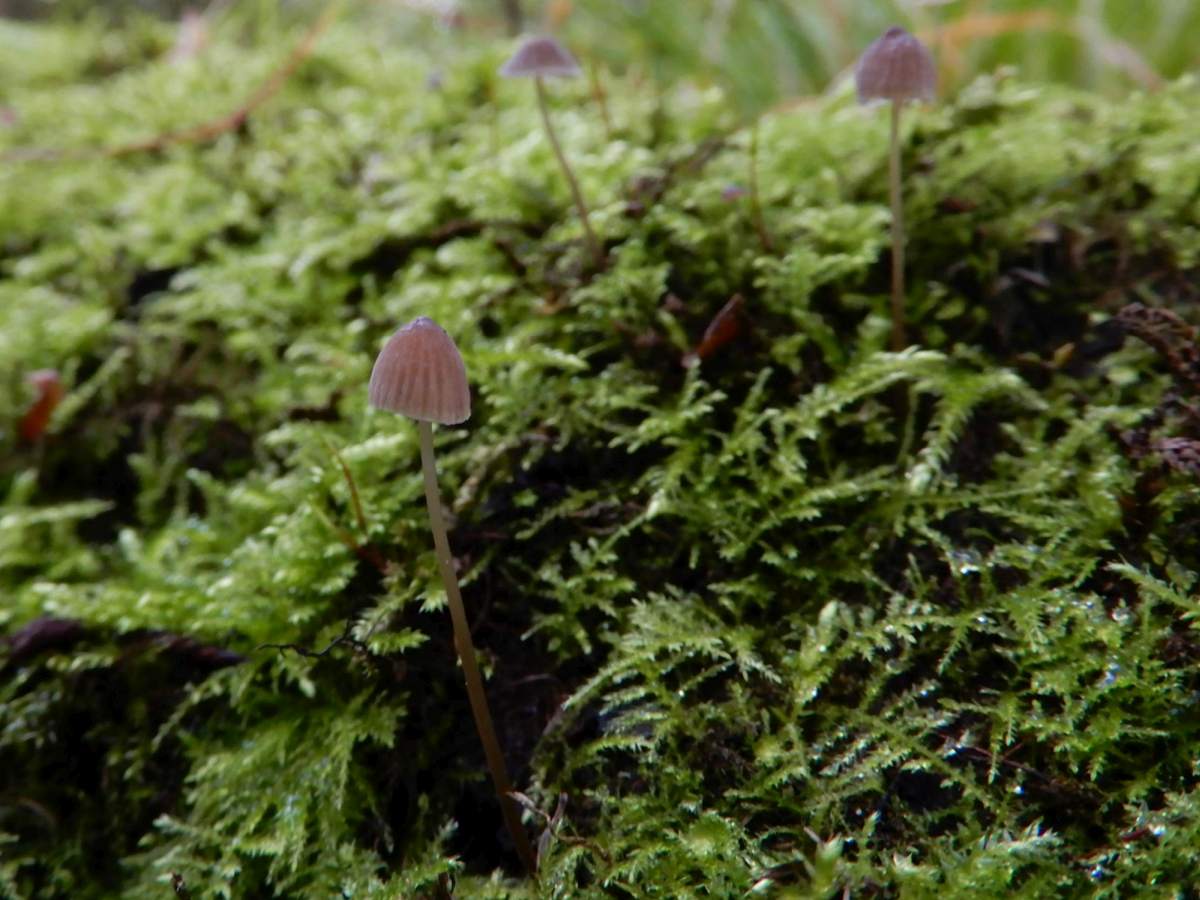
[535,75,603,267]
[417,421,538,877]
[888,98,907,352]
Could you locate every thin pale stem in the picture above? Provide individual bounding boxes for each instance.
[748,117,774,253]
[417,421,538,878]
[535,76,603,268]
[888,99,907,352]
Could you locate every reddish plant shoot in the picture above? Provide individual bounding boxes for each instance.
[683,295,745,367]
[20,369,64,444]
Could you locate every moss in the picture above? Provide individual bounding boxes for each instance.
[2,15,1200,899]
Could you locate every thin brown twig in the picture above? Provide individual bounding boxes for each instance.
[4,0,344,164]
[258,617,370,659]
[325,439,370,537]
[310,490,388,576]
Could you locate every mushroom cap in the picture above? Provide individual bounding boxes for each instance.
[368,317,471,425]
[499,35,581,79]
[855,26,937,104]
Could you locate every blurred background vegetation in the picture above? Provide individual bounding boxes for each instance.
[1,0,1194,114]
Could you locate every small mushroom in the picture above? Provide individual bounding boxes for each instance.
[500,35,603,267]
[855,26,936,351]
[500,34,582,79]
[368,317,537,876]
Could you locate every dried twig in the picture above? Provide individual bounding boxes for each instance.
[258,617,373,659]
[5,0,344,164]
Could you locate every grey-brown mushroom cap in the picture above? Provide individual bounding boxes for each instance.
[368,317,471,425]
[499,35,581,79]
[855,26,937,104]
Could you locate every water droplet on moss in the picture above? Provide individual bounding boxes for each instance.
[949,548,982,575]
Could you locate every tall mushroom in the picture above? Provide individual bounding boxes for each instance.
[368,316,537,876]
[500,35,603,267]
[855,26,936,352]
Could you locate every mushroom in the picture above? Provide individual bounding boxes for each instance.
[855,26,936,352]
[500,35,603,267]
[368,317,537,876]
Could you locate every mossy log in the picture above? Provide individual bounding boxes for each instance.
[2,17,1199,898]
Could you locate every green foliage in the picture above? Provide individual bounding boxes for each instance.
[2,11,1200,899]
[560,0,1199,110]
[136,690,403,898]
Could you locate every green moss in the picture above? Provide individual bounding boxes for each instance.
[2,15,1199,899]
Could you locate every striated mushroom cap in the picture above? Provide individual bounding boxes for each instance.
[369,317,470,425]
[855,26,937,104]
[499,35,581,79]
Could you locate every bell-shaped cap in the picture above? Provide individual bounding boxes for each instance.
[369,317,470,425]
[499,35,581,79]
[855,26,937,104]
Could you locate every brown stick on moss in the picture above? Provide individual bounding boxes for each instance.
[748,118,774,253]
